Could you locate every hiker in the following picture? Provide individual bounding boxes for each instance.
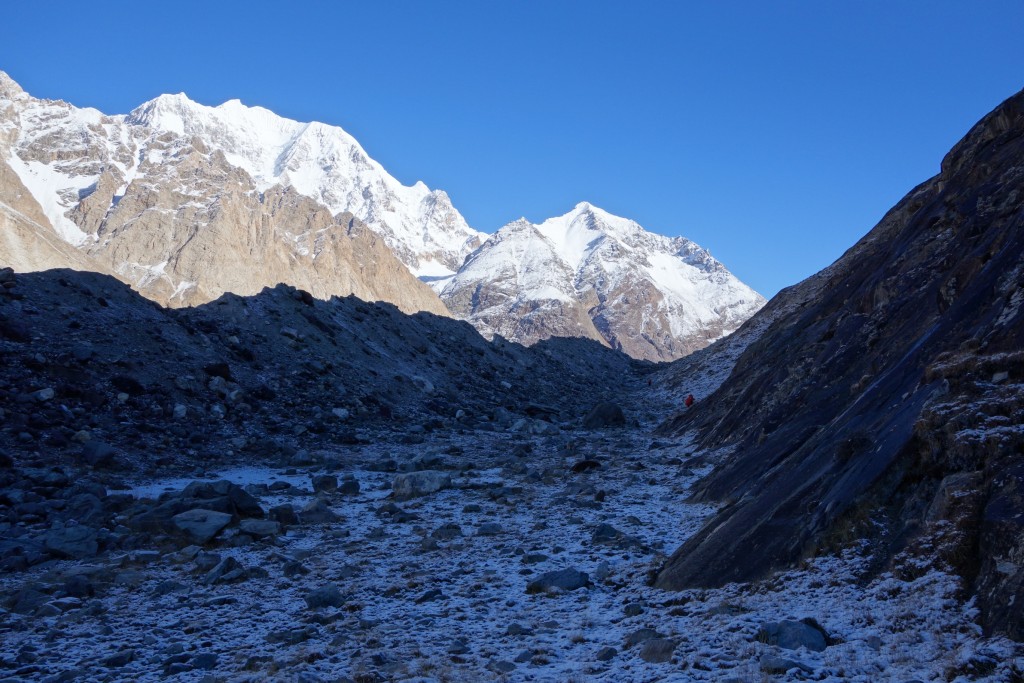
[685,394,694,408]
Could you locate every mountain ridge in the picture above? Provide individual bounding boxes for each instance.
[0,70,763,359]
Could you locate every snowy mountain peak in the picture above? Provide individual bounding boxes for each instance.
[121,89,482,275]
[438,203,765,360]
[0,70,25,98]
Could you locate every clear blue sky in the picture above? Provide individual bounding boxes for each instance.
[3,1,1022,297]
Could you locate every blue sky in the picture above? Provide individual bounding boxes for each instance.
[3,1,1022,296]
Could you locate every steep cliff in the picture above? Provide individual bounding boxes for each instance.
[656,89,1024,639]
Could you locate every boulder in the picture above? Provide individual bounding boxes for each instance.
[172,508,232,544]
[311,474,337,493]
[392,470,451,501]
[305,584,345,609]
[760,654,813,674]
[80,441,118,469]
[638,638,676,663]
[757,620,828,652]
[526,568,590,594]
[582,402,625,429]
[44,526,98,559]
[300,497,340,524]
[239,519,281,538]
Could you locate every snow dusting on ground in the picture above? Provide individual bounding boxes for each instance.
[1,403,1020,681]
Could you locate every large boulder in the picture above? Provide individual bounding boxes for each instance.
[526,568,590,594]
[392,471,451,501]
[172,509,232,544]
[44,526,98,559]
[582,402,625,429]
[757,620,828,652]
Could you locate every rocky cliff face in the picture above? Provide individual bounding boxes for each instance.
[437,203,765,361]
[655,90,1024,639]
[0,71,451,315]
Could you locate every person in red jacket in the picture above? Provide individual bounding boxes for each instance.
[685,394,695,408]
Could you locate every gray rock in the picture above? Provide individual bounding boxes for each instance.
[760,654,813,674]
[191,653,218,670]
[639,638,676,663]
[624,628,664,648]
[172,508,232,544]
[595,646,617,661]
[526,567,590,594]
[300,497,340,524]
[32,387,55,402]
[269,504,298,526]
[432,523,462,540]
[477,522,503,536]
[338,479,360,495]
[306,584,345,609]
[392,470,451,501]
[311,474,337,493]
[10,587,49,614]
[80,441,117,468]
[204,556,245,584]
[582,402,625,429]
[239,519,281,538]
[757,620,828,652]
[44,526,98,559]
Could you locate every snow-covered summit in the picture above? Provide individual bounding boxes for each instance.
[437,202,765,361]
[125,91,483,275]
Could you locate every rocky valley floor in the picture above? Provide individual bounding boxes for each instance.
[2,411,1021,682]
[0,268,1022,682]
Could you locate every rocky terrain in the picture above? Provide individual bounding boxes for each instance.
[437,202,765,362]
[2,76,1024,683]
[0,261,1021,681]
[655,89,1024,643]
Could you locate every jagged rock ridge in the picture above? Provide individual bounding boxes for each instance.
[654,89,1024,640]
[437,202,765,361]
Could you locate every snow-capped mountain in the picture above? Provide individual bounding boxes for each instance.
[125,93,483,276]
[0,71,454,314]
[0,70,764,356]
[436,202,765,361]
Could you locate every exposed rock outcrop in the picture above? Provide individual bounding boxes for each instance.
[655,89,1024,639]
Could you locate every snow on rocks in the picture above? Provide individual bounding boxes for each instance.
[0,423,1020,681]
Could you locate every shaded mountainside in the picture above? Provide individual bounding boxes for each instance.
[655,90,1024,639]
[0,268,643,476]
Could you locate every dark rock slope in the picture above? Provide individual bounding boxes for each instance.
[0,268,642,478]
[655,90,1024,639]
